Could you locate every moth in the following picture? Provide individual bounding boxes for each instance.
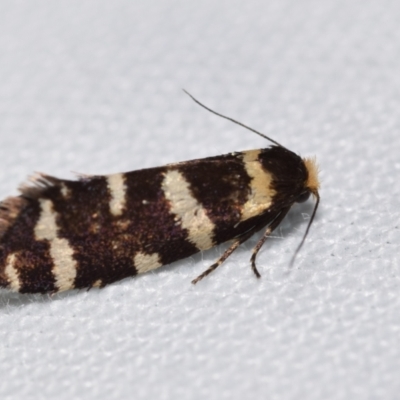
[0,92,320,294]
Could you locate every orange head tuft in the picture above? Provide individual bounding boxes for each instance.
[303,157,320,195]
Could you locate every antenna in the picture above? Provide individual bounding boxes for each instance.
[183,89,286,148]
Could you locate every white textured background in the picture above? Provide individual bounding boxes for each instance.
[0,1,399,399]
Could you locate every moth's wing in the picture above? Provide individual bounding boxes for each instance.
[0,149,285,293]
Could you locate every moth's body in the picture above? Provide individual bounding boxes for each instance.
[0,145,319,294]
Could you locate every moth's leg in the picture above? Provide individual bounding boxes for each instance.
[192,231,254,284]
[250,207,291,278]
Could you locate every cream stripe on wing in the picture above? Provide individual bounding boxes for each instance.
[4,253,21,292]
[162,170,214,250]
[34,199,77,292]
[134,252,162,274]
[92,279,102,288]
[60,183,71,198]
[107,173,127,216]
[241,150,276,221]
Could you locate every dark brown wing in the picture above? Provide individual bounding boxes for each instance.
[0,148,290,293]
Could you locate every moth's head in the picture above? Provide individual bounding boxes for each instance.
[296,156,320,203]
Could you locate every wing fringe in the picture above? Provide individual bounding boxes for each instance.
[18,172,61,199]
[0,173,61,240]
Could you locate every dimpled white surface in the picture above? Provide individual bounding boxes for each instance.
[0,1,399,399]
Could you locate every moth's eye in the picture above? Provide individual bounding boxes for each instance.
[296,191,310,203]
